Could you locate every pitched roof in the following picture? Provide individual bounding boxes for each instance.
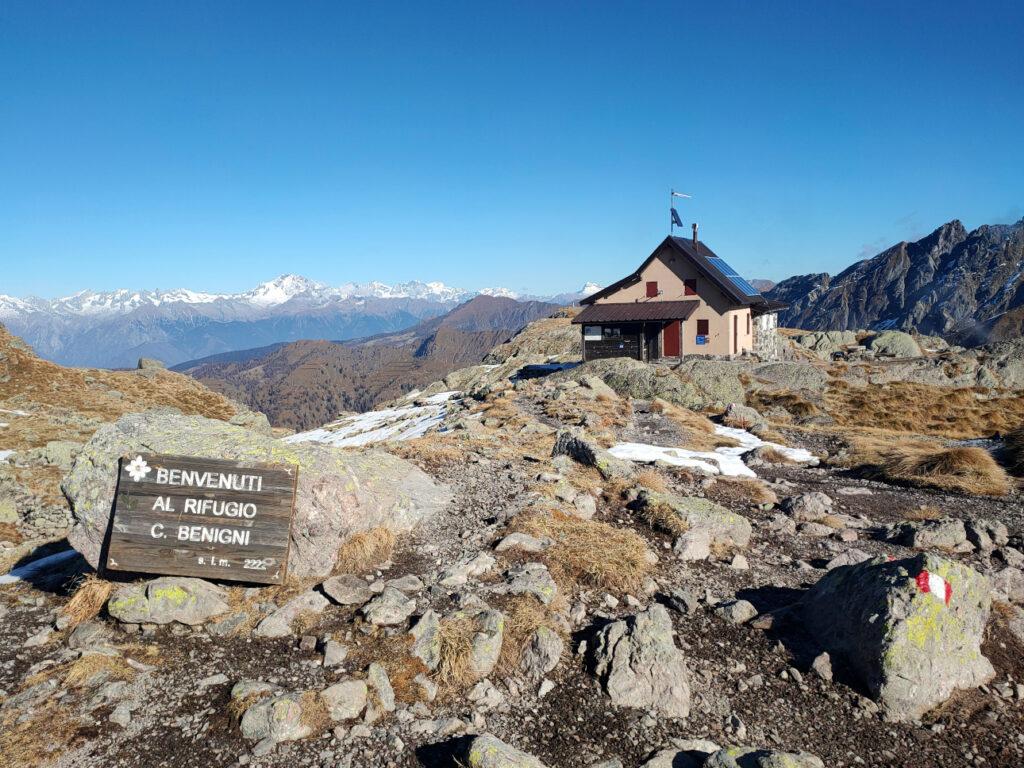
[581,235,769,308]
[571,300,699,324]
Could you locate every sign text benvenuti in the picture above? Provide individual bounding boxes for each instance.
[106,453,297,585]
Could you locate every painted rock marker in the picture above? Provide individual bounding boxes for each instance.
[106,453,297,585]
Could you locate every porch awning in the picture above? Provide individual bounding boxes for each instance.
[571,300,699,324]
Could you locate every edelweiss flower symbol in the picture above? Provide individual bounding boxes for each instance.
[126,456,151,482]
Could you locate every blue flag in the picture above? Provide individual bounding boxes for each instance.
[671,207,683,228]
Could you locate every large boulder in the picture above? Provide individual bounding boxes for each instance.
[794,330,858,358]
[63,412,450,581]
[552,428,636,482]
[705,748,825,768]
[464,733,549,768]
[800,553,993,720]
[590,603,691,718]
[868,331,922,358]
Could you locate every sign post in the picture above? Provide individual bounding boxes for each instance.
[106,453,298,585]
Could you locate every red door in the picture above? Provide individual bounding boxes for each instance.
[663,320,680,357]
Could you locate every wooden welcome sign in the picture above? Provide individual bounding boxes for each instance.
[106,453,298,585]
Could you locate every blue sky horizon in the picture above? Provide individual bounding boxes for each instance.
[2,1,1022,299]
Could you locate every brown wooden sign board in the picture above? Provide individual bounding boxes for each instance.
[106,452,298,585]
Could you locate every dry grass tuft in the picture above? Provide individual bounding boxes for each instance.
[61,574,113,630]
[747,389,820,420]
[819,514,847,530]
[635,469,668,493]
[514,511,654,595]
[434,614,480,692]
[905,505,943,521]
[495,595,566,677]
[0,699,81,768]
[634,498,688,537]
[706,477,778,507]
[386,433,468,473]
[228,689,273,720]
[63,653,135,688]
[348,631,428,705]
[858,442,1011,496]
[334,527,396,575]
[298,690,332,736]
[542,390,631,430]
[1006,425,1024,476]
[754,446,798,465]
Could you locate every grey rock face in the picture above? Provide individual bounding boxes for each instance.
[869,331,922,358]
[321,574,374,606]
[64,412,450,581]
[464,733,549,768]
[520,626,564,680]
[893,519,968,552]
[320,679,367,721]
[240,693,311,744]
[106,577,229,625]
[361,586,416,626]
[494,562,559,605]
[634,490,752,549]
[800,553,994,720]
[410,609,442,670]
[367,662,396,712]
[714,599,758,625]
[781,492,833,523]
[590,603,691,718]
[722,403,764,429]
[254,590,329,638]
[552,428,636,482]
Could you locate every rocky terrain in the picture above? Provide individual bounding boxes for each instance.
[767,218,1024,345]
[2,314,1024,768]
[175,296,560,430]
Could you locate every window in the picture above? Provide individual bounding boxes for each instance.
[684,279,697,296]
[646,281,658,298]
[696,319,709,336]
[583,326,602,341]
[602,326,623,339]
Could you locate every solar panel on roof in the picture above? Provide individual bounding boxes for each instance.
[706,256,760,296]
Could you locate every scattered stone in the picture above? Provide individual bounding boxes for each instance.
[410,609,442,670]
[254,590,329,638]
[811,652,833,682]
[705,747,825,767]
[440,552,496,587]
[801,553,994,720]
[321,574,374,605]
[320,679,368,721]
[240,693,312,746]
[464,733,549,768]
[782,492,833,522]
[825,549,871,571]
[965,519,1009,552]
[552,428,636,482]
[714,599,758,625]
[520,626,564,680]
[893,518,969,552]
[323,639,348,667]
[360,586,416,626]
[495,562,558,605]
[367,662,395,712]
[992,567,1024,604]
[634,490,752,549]
[494,532,551,554]
[723,403,764,429]
[590,604,691,718]
[674,529,712,561]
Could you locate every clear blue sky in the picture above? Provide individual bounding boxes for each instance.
[2,1,1022,298]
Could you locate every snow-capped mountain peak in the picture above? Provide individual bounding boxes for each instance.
[244,274,326,305]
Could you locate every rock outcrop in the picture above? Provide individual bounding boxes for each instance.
[800,553,994,720]
[64,412,450,580]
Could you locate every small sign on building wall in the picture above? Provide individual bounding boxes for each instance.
[106,453,298,585]
[696,335,708,345]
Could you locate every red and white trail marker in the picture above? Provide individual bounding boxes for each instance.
[916,570,952,605]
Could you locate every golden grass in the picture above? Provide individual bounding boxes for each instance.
[747,389,821,421]
[905,505,943,521]
[635,469,668,493]
[824,380,1024,440]
[334,527,396,575]
[514,511,653,595]
[61,574,113,631]
[228,689,273,721]
[706,477,778,507]
[1006,425,1024,476]
[347,631,428,705]
[298,690,332,736]
[0,699,81,768]
[754,446,798,465]
[64,653,136,688]
[875,445,1010,496]
[385,433,467,473]
[634,497,689,537]
[434,614,479,692]
[542,390,631,430]
[819,514,847,530]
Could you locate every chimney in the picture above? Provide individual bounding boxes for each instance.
[692,222,699,245]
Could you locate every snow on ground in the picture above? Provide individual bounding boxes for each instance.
[609,425,817,478]
[0,450,14,461]
[285,392,459,448]
[0,408,30,416]
[0,548,80,585]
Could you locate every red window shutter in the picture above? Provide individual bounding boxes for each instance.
[646,281,658,297]
[684,279,697,296]
[697,319,709,336]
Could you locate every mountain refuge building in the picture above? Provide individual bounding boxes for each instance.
[572,225,786,362]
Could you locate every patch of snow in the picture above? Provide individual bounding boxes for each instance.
[0,450,13,461]
[0,423,8,429]
[284,392,459,448]
[609,425,817,478]
[0,408,31,416]
[0,549,80,585]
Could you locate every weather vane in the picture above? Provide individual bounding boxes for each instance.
[670,189,691,235]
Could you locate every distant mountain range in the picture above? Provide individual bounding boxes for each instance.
[0,275,599,368]
[767,218,1024,344]
[174,294,559,429]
